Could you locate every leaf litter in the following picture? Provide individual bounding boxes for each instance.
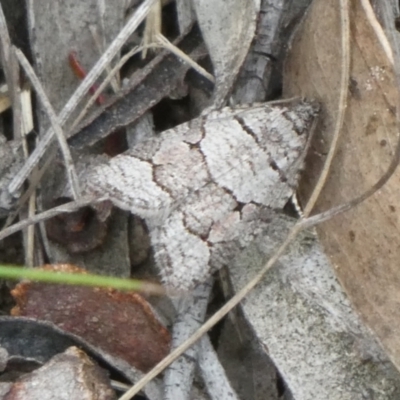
[1,1,400,400]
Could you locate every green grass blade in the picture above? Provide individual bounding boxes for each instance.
[0,265,165,295]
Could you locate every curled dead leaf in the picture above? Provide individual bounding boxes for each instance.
[45,197,111,253]
[11,264,171,372]
[2,347,115,400]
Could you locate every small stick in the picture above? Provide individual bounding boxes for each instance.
[89,24,120,93]
[70,44,145,132]
[0,196,107,241]
[25,187,36,267]
[142,0,161,59]
[156,33,215,83]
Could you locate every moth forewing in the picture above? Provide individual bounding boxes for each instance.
[87,99,318,290]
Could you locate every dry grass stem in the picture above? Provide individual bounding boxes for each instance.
[25,190,36,267]
[142,0,162,58]
[70,44,145,132]
[15,48,81,199]
[0,196,108,242]
[89,24,120,93]
[156,33,215,83]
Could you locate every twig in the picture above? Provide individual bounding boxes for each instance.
[117,2,351,399]
[156,33,214,83]
[299,7,350,217]
[18,96,36,268]
[89,24,120,93]
[14,48,81,199]
[25,188,36,267]
[361,0,393,64]
[17,87,35,268]
[7,0,159,196]
[0,196,108,241]
[70,44,146,132]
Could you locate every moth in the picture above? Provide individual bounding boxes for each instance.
[87,99,318,290]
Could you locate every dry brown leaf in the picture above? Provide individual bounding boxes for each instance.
[10,264,171,372]
[283,0,400,369]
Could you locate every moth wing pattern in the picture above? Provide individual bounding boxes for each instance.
[87,99,318,289]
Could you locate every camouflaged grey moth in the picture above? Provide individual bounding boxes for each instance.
[87,99,318,290]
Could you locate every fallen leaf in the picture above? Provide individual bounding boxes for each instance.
[283,0,400,369]
[2,347,115,400]
[192,0,258,106]
[11,264,171,372]
[45,196,110,253]
[0,316,165,398]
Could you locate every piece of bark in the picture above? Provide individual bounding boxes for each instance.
[175,0,196,33]
[44,196,110,254]
[0,135,23,217]
[217,315,289,400]
[232,0,312,104]
[198,335,239,400]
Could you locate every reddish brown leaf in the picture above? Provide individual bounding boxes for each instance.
[11,264,171,372]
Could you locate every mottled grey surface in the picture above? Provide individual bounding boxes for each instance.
[229,213,400,400]
[87,100,318,289]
